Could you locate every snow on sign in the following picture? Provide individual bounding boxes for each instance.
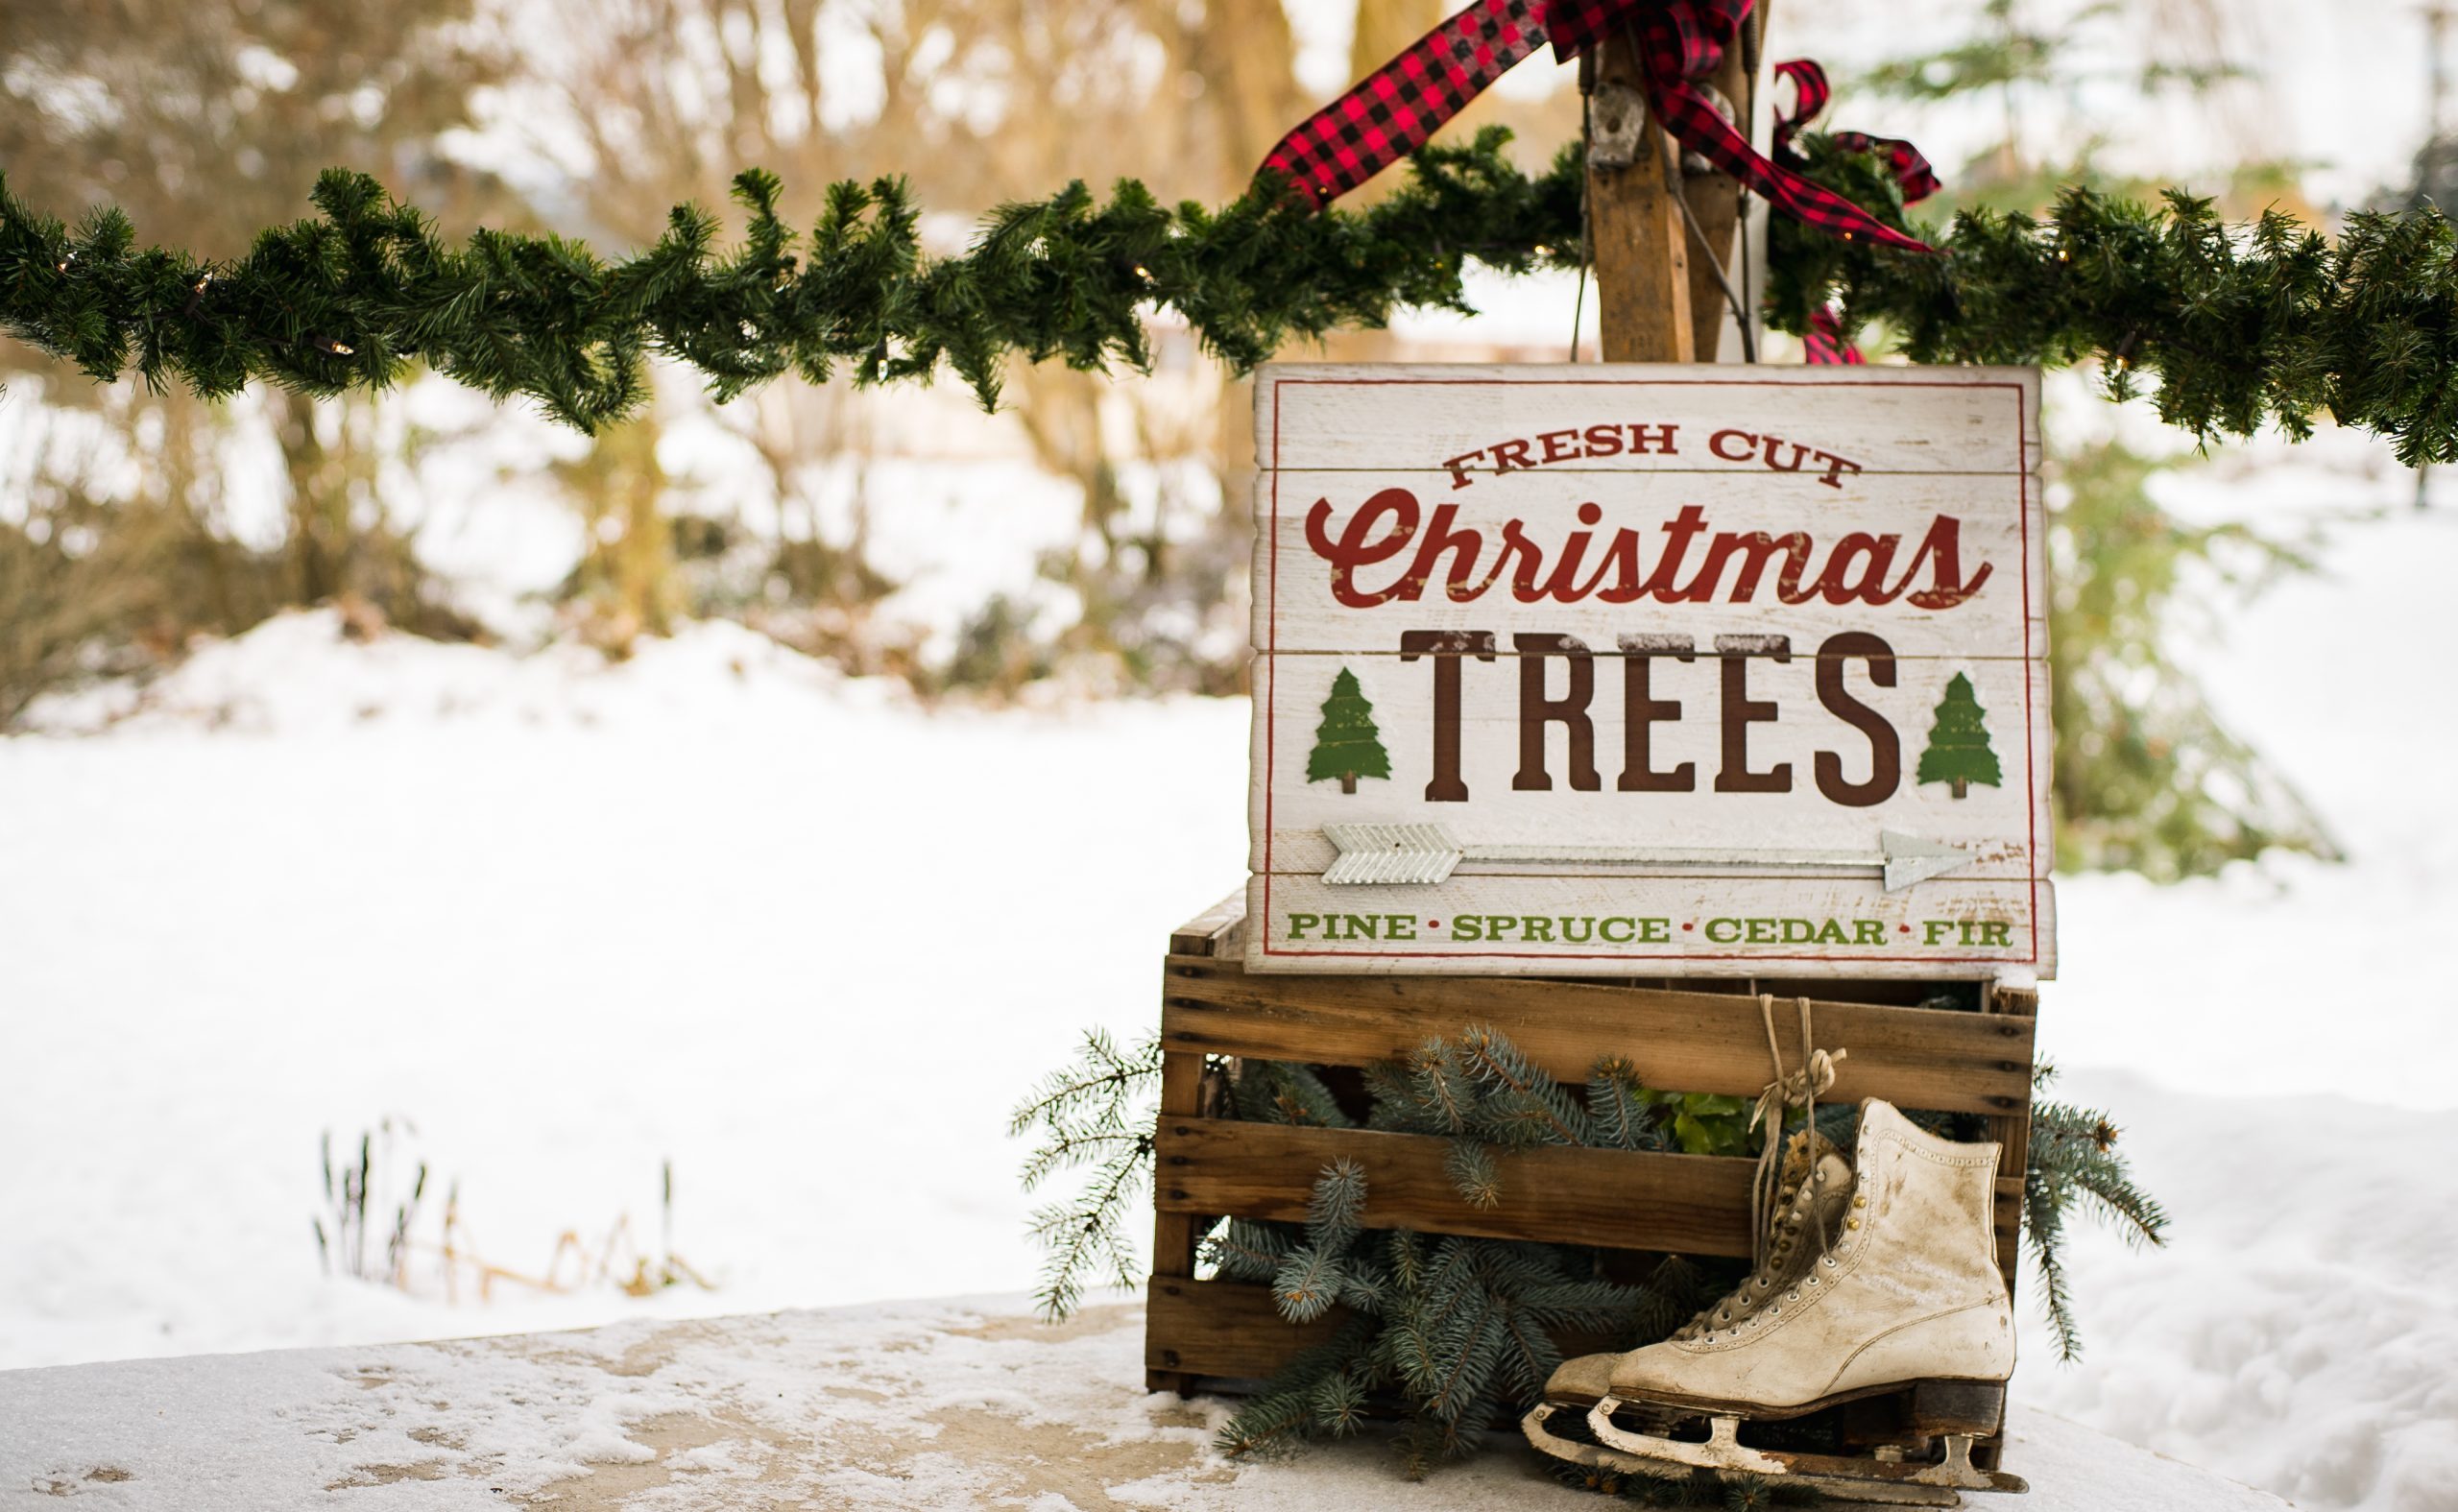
[1244,364,2053,978]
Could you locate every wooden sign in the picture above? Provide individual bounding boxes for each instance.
[1244,364,2052,978]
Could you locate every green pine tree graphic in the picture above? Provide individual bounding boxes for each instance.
[1916,672,2004,799]
[1307,666,1391,795]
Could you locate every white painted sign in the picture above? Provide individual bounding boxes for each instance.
[1243,364,2053,978]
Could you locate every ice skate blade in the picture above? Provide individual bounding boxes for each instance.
[1581,1398,2030,1500]
[1588,1398,1785,1475]
[1524,1404,1964,1506]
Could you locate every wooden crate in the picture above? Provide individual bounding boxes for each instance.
[1145,891,2037,1465]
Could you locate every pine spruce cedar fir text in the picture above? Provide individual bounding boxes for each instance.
[1281,911,2019,947]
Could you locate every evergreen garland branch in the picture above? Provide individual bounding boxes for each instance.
[0,132,1582,434]
[1772,133,2458,464]
[22,129,2458,458]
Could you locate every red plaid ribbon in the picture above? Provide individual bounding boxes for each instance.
[1257,0,1932,253]
[1773,59,1940,364]
[1771,60,1939,204]
[1802,306,1864,366]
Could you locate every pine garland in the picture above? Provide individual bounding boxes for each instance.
[12,126,2458,459]
[1772,135,2458,466]
[0,132,1581,433]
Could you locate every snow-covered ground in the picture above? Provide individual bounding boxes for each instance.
[0,1295,2296,1512]
[4,475,2455,1509]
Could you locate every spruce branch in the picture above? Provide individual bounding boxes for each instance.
[1235,1061,1355,1129]
[1009,1029,1164,1320]
[2021,1061,2169,1361]
[1588,1055,1662,1152]
[1201,1218,1294,1284]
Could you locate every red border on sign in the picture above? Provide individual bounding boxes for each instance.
[1258,373,2040,968]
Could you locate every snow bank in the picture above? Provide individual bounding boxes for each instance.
[0,611,1248,1367]
[2018,1069,2458,1512]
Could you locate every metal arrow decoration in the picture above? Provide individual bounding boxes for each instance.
[1319,824,1976,893]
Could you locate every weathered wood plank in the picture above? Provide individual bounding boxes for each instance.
[1588,33,1695,363]
[1145,1276,1345,1380]
[1253,365,2043,477]
[1678,0,1760,362]
[1145,1050,1210,1394]
[1253,468,2045,658]
[1154,1117,2024,1255]
[1170,889,1250,958]
[1155,1116,1760,1254]
[1146,1277,1625,1383]
[1160,955,2036,1114]
[1983,981,2036,1309]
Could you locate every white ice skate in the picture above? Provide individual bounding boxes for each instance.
[1523,1099,2027,1507]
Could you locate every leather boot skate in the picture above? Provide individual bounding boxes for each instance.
[1523,1100,2027,1506]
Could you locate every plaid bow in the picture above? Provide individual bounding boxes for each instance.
[1771,59,1939,205]
[1257,0,1932,254]
[1771,59,1940,363]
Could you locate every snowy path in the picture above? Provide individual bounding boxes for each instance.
[0,1294,2293,1511]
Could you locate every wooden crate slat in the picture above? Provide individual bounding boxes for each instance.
[1158,1114,2024,1257]
[1170,891,1250,958]
[1145,1051,1210,1393]
[1164,955,2033,1116]
[1150,1277,1625,1382]
[1146,1276,1343,1379]
[1157,1116,1760,1256]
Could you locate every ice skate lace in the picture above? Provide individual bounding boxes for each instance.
[1672,996,1846,1342]
[1747,993,1843,1272]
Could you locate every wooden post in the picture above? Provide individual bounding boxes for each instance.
[1584,7,1765,363]
[1585,36,1693,362]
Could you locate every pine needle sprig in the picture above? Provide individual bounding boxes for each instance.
[1213,1314,1383,1458]
[2021,1060,2170,1362]
[1233,1060,1355,1129]
[1201,1218,1295,1284]
[1456,1022,1595,1147]
[1270,1159,1371,1324]
[1588,1054,1666,1152]
[1009,1028,1166,1319]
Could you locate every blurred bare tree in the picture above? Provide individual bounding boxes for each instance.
[0,0,506,720]
[491,0,1574,693]
[0,0,1585,710]
[491,0,1306,685]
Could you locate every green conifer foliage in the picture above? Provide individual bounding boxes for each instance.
[23,129,2458,465]
[2046,441,2333,879]
[1305,666,1391,795]
[2023,1062,2168,1362]
[1916,672,2004,799]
